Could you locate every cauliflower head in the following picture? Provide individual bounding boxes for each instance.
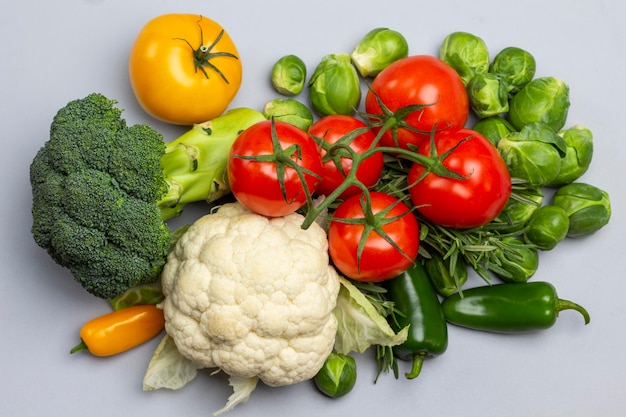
[161,202,340,387]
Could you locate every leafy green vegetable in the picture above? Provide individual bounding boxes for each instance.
[552,182,611,237]
[491,236,539,282]
[351,27,409,77]
[213,376,258,416]
[143,334,202,391]
[308,53,361,116]
[423,252,468,297]
[110,280,165,310]
[490,185,543,233]
[548,125,594,186]
[472,116,515,147]
[262,97,314,131]
[271,54,307,96]
[490,46,536,93]
[524,205,570,250]
[507,76,570,131]
[439,31,490,85]
[333,277,408,354]
[314,352,357,398]
[143,335,258,416]
[497,122,567,186]
[466,72,509,118]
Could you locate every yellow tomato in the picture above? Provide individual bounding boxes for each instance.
[129,14,243,125]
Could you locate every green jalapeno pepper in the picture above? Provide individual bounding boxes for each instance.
[386,263,448,379]
[441,281,590,333]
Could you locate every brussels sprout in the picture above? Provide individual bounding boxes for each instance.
[508,76,570,131]
[524,205,570,250]
[271,54,307,96]
[262,98,314,131]
[472,116,515,147]
[439,31,490,85]
[308,53,361,116]
[497,122,567,186]
[552,182,611,237]
[490,46,536,93]
[351,27,409,77]
[547,125,594,187]
[423,252,468,297]
[491,236,539,283]
[314,352,357,398]
[490,186,544,233]
[466,73,509,119]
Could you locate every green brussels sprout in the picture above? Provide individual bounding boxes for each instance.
[351,27,409,77]
[314,352,357,398]
[508,76,570,132]
[308,53,361,116]
[497,122,567,186]
[262,98,314,131]
[423,252,468,297]
[552,182,611,237]
[490,46,536,93]
[472,116,515,147]
[491,236,539,283]
[524,205,570,250]
[547,125,594,187]
[439,31,490,85]
[466,73,509,118]
[271,54,307,96]
[490,186,544,233]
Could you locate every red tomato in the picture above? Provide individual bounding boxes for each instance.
[227,120,323,217]
[328,192,419,282]
[308,115,384,199]
[408,128,511,229]
[365,55,469,150]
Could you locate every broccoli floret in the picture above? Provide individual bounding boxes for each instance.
[30,93,265,299]
[30,94,171,299]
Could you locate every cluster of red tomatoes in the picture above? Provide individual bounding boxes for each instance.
[226,55,512,283]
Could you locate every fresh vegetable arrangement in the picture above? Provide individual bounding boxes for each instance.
[29,14,611,415]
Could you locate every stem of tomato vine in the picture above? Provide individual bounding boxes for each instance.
[300,127,471,230]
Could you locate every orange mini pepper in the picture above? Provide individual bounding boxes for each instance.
[70,304,165,357]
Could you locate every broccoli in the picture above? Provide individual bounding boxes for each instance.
[30,93,265,299]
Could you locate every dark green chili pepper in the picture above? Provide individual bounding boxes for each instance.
[386,263,448,379]
[442,281,590,333]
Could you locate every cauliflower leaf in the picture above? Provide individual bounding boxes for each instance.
[143,334,202,391]
[212,375,259,416]
[333,277,408,354]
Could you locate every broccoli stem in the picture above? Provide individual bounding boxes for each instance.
[157,108,265,221]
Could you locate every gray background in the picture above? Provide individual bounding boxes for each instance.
[2,0,624,416]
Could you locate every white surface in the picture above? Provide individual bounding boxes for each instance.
[2,0,624,416]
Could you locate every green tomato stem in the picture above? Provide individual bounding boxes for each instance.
[300,122,470,230]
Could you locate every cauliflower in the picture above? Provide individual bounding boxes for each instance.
[161,202,340,387]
